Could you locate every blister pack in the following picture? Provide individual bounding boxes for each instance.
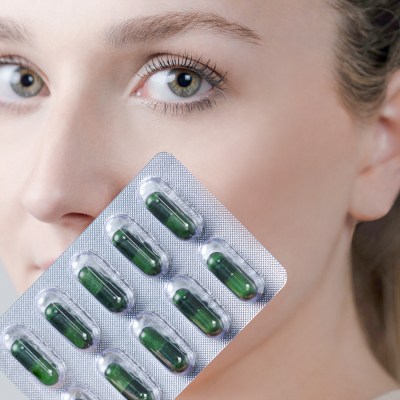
[0,152,287,400]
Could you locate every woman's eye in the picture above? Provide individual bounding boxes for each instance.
[137,68,213,101]
[0,63,45,103]
[134,53,227,115]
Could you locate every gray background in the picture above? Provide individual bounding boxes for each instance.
[0,263,25,399]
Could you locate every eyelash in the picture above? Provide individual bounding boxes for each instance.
[0,54,37,72]
[0,51,228,116]
[136,50,228,116]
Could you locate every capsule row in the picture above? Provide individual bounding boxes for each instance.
[34,284,198,373]
[71,239,264,334]
[22,252,231,375]
[74,251,232,341]
[72,249,232,339]
[3,274,246,396]
[2,321,191,399]
[4,284,211,389]
[105,213,265,302]
[2,325,162,399]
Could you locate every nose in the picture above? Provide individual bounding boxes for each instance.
[21,95,122,228]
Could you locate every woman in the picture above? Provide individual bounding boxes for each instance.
[0,0,399,398]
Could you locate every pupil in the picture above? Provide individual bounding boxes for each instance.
[177,73,192,88]
[21,74,34,87]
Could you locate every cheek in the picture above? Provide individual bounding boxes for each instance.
[0,115,40,287]
[169,80,359,292]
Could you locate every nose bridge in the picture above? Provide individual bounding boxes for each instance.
[21,92,116,223]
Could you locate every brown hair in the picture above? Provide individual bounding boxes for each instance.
[330,0,400,380]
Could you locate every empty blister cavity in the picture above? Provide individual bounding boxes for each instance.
[97,348,161,400]
[2,324,65,387]
[71,250,135,314]
[165,275,230,338]
[62,384,99,400]
[106,214,169,277]
[139,177,203,241]
[131,311,195,374]
[200,238,265,301]
[37,288,101,350]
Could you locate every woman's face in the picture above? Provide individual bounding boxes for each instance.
[0,0,358,317]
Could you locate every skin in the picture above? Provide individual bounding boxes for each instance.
[1,0,400,398]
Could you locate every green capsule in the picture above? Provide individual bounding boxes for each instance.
[206,252,258,300]
[45,302,94,349]
[172,288,224,337]
[78,266,129,313]
[112,228,162,276]
[139,326,189,373]
[11,339,60,386]
[105,363,154,400]
[144,192,197,240]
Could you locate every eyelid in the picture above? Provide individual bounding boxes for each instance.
[0,54,50,88]
[0,99,41,115]
[137,90,227,117]
[135,50,228,90]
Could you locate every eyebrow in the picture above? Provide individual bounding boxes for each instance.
[0,10,262,49]
[105,10,262,48]
[0,17,34,46]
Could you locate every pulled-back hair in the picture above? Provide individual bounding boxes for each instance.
[331,0,400,380]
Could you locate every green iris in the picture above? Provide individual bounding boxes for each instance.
[167,69,201,98]
[10,66,44,97]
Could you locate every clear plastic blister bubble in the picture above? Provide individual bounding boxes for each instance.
[200,238,265,302]
[2,324,65,388]
[131,311,196,375]
[165,274,231,338]
[105,213,169,277]
[139,177,204,241]
[97,348,161,400]
[71,250,135,314]
[36,288,101,350]
[62,384,99,400]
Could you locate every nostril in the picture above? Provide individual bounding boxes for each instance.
[59,212,94,232]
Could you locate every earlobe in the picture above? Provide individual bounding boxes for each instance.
[349,70,400,222]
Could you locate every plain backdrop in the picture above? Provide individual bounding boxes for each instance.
[0,262,26,399]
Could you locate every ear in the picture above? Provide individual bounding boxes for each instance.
[350,70,400,222]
